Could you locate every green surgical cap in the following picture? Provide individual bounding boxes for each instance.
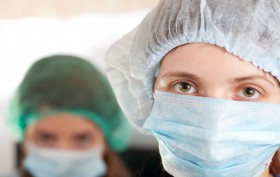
[7,55,130,152]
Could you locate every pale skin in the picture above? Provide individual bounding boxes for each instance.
[154,43,280,177]
[24,113,106,150]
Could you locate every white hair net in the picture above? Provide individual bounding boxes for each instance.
[105,0,280,129]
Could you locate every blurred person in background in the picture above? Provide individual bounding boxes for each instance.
[6,55,131,177]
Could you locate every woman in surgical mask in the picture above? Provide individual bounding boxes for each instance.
[105,0,280,177]
[7,55,131,177]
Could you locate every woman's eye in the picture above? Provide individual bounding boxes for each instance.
[237,87,260,99]
[76,135,92,146]
[37,134,55,146]
[173,82,197,94]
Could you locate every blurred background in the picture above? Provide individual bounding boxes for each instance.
[0,0,158,18]
[0,0,160,176]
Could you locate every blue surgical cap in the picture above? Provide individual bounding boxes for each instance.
[105,0,280,129]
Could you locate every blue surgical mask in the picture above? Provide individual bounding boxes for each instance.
[24,143,107,177]
[143,91,280,177]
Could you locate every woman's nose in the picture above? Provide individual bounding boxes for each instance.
[202,89,230,100]
[56,140,72,150]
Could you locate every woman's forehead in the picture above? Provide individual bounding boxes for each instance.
[159,43,279,85]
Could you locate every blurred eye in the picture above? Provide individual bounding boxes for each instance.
[237,87,260,99]
[75,135,93,146]
[173,82,197,94]
[37,134,55,146]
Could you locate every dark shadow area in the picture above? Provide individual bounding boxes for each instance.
[120,148,172,177]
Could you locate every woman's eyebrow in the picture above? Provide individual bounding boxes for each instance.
[72,130,93,137]
[232,75,275,87]
[161,71,201,80]
[35,130,56,137]
[161,72,277,87]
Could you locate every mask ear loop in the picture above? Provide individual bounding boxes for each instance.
[152,67,160,98]
[155,67,159,77]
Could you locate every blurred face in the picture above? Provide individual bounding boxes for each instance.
[25,113,106,150]
[154,43,280,177]
[155,43,280,103]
